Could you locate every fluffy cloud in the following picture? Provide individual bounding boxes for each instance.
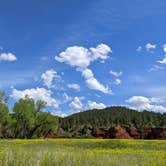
[114,78,121,85]
[136,46,142,52]
[89,44,112,61]
[51,111,68,117]
[81,68,94,78]
[67,83,80,91]
[87,100,106,110]
[62,92,72,102]
[55,46,90,68]
[163,44,166,53]
[55,44,111,69]
[110,70,122,77]
[41,69,61,88]
[81,68,112,94]
[157,56,166,64]
[55,44,112,94]
[85,77,110,94]
[126,96,166,112]
[69,97,83,111]
[11,87,59,109]
[0,53,17,62]
[145,43,156,52]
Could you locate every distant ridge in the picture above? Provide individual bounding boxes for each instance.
[57,106,166,139]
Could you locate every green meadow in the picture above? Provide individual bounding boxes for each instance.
[0,139,165,166]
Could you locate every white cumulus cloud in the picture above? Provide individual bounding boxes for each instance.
[89,44,112,61]
[87,100,106,110]
[62,92,72,102]
[55,46,90,68]
[67,83,80,91]
[163,44,166,53]
[114,78,121,85]
[145,43,156,53]
[0,53,17,62]
[55,44,112,94]
[126,96,166,112]
[11,87,59,109]
[69,97,83,111]
[41,69,61,88]
[81,68,112,94]
[136,46,142,52]
[157,56,166,64]
[55,44,111,69]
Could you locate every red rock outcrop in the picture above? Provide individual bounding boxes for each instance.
[128,127,141,139]
[54,126,166,139]
[144,128,166,139]
[110,125,131,139]
[94,128,109,138]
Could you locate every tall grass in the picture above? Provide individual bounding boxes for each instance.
[0,139,165,166]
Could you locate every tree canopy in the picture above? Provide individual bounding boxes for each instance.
[0,90,58,138]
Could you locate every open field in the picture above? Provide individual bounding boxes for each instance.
[0,139,166,166]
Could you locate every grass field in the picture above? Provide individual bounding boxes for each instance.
[0,139,165,166]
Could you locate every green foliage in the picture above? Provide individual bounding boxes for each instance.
[12,98,36,138]
[0,103,10,138]
[12,97,58,138]
[0,90,10,138]
[33,112,58,138]
[59,106,166,137]
[0,90,9,104]
[0,90,58,139]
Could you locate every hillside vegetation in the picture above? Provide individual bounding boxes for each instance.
[0,90,166,139]
[59,107,166,138]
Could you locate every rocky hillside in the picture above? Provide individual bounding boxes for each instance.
[57,106,166,139]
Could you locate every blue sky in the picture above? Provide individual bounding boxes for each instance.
[1,0,166,116]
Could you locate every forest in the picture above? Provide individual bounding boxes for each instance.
[59,106,166,139]
[0,90,166,139]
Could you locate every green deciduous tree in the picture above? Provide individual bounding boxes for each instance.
[12,97,58,138]
[0,91,10,138]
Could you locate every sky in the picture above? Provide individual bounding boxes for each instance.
[1,0,166,116]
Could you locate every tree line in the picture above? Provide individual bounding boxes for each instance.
[1,90,166,139]
[0,91,58,138]
[59,106,166,138]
